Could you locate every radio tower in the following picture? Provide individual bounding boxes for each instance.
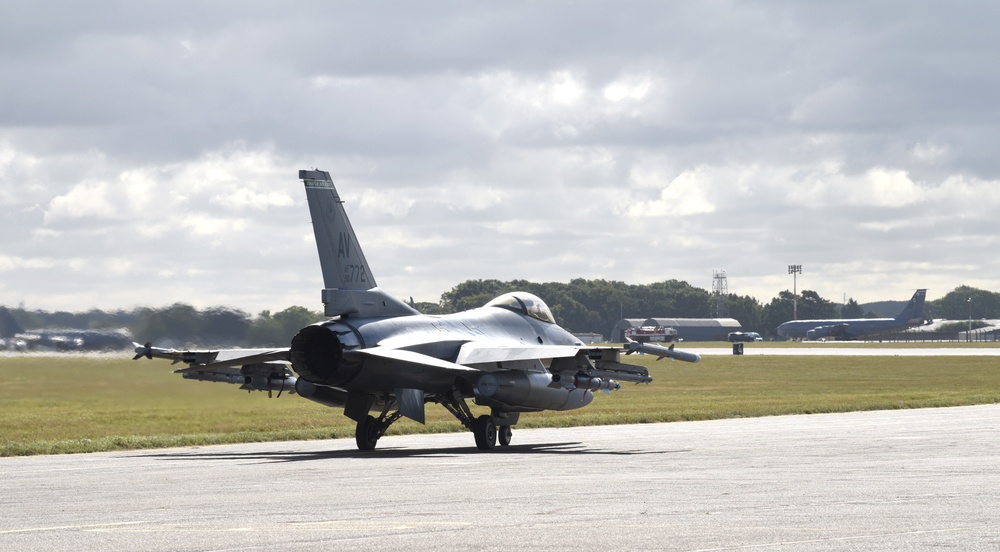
[712,270,729,318]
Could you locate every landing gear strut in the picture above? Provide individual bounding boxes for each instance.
[440,387,514,450]
[355,398,402,451]
[353,388,517,452]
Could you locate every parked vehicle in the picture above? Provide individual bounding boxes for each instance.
[728,331,763,342]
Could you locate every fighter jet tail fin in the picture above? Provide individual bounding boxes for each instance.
[894,289,927,324]
[299,170,418,318]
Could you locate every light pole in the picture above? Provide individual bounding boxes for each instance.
[968,297,972,342]
[788,265,802,320]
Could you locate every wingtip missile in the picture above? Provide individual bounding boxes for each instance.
[132,341,152,360]
[132,341,182,362]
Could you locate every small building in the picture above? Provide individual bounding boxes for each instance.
[959,324,1000,342]
[625,324,678,343]
[572,332,605,344]
[610,317,742,343]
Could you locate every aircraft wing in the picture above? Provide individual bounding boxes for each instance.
[455,340,702,365]
[133,342,295,394]
[133,342,290,369]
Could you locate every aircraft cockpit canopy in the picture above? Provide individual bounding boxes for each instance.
[485,292,556,324]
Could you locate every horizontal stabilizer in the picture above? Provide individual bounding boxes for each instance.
[350,346,480,395]
[357,346,479,373]
[174,349,291,373]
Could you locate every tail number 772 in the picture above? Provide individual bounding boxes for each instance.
[342,264,369,284]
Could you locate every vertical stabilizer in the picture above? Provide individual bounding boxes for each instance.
[300,169,375,291]
[0,307,25,337]
[894,289,927,323]
[299,170,418,318]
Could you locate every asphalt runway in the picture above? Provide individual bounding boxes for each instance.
[2,405,999,551]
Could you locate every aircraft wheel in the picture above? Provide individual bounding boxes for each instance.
[473,415,497,450]
[356,415,380,451]
[498,425,512,447]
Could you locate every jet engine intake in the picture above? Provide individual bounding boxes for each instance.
[289,323,364,387]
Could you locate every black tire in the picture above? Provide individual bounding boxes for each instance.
[356,415,380,451]
[498,425,512,447]
[473,415,497,450]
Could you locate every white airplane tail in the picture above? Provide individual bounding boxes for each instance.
[299,170,418,318]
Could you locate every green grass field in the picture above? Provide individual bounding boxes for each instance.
[2,350,999,456]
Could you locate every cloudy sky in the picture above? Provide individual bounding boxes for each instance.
[2,1,998,314]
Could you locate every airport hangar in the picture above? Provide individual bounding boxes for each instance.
[609,317,742,342]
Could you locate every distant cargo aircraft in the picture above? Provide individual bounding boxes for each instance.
[134,169,700,451]
[0,307,132,351]
[775,289,931,340]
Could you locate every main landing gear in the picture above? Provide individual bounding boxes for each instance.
[472,415,497,450]
[441,388,514,451]
[352,388,514,451]
[499,424,513,447]
[355,398,403,451]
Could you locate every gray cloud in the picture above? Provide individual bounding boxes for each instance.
[1,1,998,313]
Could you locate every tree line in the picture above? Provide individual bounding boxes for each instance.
[5,283,998,346]
[6,304,322,348]
[441,281,999,338]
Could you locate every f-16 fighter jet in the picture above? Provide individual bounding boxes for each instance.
[134,170,700,451]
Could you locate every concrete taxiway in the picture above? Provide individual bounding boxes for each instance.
[690,346,1000,356]
[2,405,999,551]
